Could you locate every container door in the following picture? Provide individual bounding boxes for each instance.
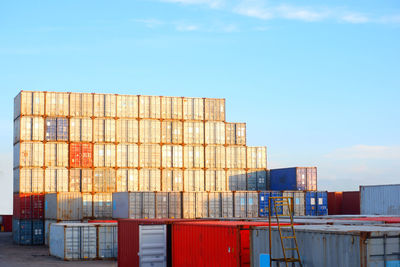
[139,225,167,267]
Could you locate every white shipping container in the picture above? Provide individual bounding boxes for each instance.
[205,170,226,191]
[116,119,138,143]
[70,169,92,193]
[228,170,247,191]
[183,145,204,168]
[94,119,116,142]
[70,92,93,117]
[205,122,225,145]
[139,169,161,191]
[225,123,246,145]
[221,192,234,218]
[139,120,161,143]
[45,192,83,220]
[361,184,400,215]
[139,95,161,119]
[14,168,44,193]
[182,192,195,219]
[45,168,69,193]
[45,92,69,116]
[183,121,204,144]
[14,142,44,168]
[140,144,161,168]
[93,193,112,218]
[14,116,44,143]
[226,146,246,169]
[161,96,183,119]
[83,193,93,218]
[94,169,116,192]
[162,145,183,168]
[205,145,225,169]
[183,97,204,121]
[204,98,225,121]
[70,118,93,142]
[116,169,139,192]
[117,144,138,167]
[94,144,116,167]
[247,146,267,169]
[117,95,138,118]
[162,170,183,192]
[184,170,204,192]
[45,142,69,167]
[94,94,116,117]
[161,121,183,144]
[14,91,45,119]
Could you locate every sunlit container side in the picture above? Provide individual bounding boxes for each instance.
[194,192,208,218]
[13,193,44,219]
[98,223,118,259]
[14,91,45,119]
[169,192,182,219]
[183,97,204,121]
[247,146,267,169]
[45,142,68,167]
[45,117,57,140]
[204,98,225,121]
[14,168,44,193]
[183,145,204,168]
[117,94,138,118]
[156,192,169,218]
[162,145,183,168]
[307,167,318,191]
[225,122,246,145]
[93,168,116,193]
[69,143,93,168]
[112,192,143,219]
[361,184,400,215]
[44,167,69,193]
[161,120,183,144]
[161,96,183,119]
[49,223,97,260]
[83,193,93,218]
[93,118,116,142]
[206,169,226,191]
[270,167,317,191]
[221,192,234,218]
[205,145,225,169]
[162,169,183,191]
[139,168,161,191]
[205,170,216,191]
[69,118,92,142]
[117,144,138,167]
[205,122,225,145]
[14,116,44,143]
[45,92,69,116]
[227,169,247,191]
[184,169,204,192]
[247,192,258,217]
[45,192,83,221]
[93,193,112,219]
[116,169,138,192]
[226,146,246,169]
[69,92,93,117]
[116,119,138,143]
[183,121,204,144]
[234,191,247,218]
[282,191,305,216]
[14,142,44,168]
[139,95,161,119]
[183,192,196,218]
[94,93,116,117]
[208,192,221,218]
[94,144,116,167]
[70,169,92,193]
[139,144,161,168]
[139,119,161,143]
[142,192,156,219]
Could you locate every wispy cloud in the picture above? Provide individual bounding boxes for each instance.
[340,13,370,24]
[160,0,224,9]
[175,23,200,31]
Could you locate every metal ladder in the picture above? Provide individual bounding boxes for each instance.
[268,196,303,267]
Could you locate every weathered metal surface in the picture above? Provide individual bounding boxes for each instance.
[45,192,83,220]
[361,184,400,215]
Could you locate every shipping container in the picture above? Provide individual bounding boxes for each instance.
[69,118,93,142]
[44,167,69,192]
[205,122,225,144]
[246,146,267,169]
[234,191,258,218]
[328,191,342,215]
[117,94,138,118]
[184,169,205,192]
[246,170,267,191]
[94,143,116,167]
[116,144,138,167]
[206,169,226,191]
[13,219,44,245]
[227,169,247,191]
[317,191,328,216]
[13,193,44,219]
[183,97,204,121]
[162,145,183,168]
[342,191,360,215]
[221,192,234,218]
[14,142,44,168]
[116,169,139,192]
[259,191,283,217]
[183,121,204,144]
[270,167,317,191]
[139,168,161,191]
[161,120,183,144]
[161,96,183,119]
[282,191,305,216]
[45,92,69,116]
[70,169,92,193]
[94,94,116,117]
[116,119,139,143]
[205,145,225,169]
[182,192,196,218]
[93,118,116,142]
[112,192,142,219]
[195,192,208,218]
[204,98,225,121]
[45,117,57,140]
[226,146,246,169]
[70,92,93,117]
[45,192,83,221]
[1,215,12,232]
[207,192,220,218]
[183,145,204,168]
[14,91,45,119]
[225,122,246,145]
[247,192,258,217]
[139,144,161,168]
[45,142,68,167]
[14,168,44,193]
[93,193,112,219]
[156,192,169,218]
[56,117,68,141]
[69,143,93,168]
[251,225,400,267]
[44,219,55,246]
[162,169,183,192]
[143,192,156,219]
[83,193,93,218]
[14,116,44,143]
[93,168,116,192]
[361,184,400,215]
[139,95,161,119]
[305,191,317,216]
[97,223,118,259]
[168,192,182,219]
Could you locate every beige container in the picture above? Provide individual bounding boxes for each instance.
[156,192,168,218]
[94,94,116,117]
[183,170,204,192]
[93,193,113,218]
[168,192,181,219]
[205,170,215,191]
[183,97,204,121]
[247,146,267,169]
[182,192,195,219]
[117,144,138,167]
[183,145,204,168]
[139,144,161,168]
[196,192,209,218]
[70,169,92,193]
[221,192,234,218]
[161,121,183,144]
[70,92,93,117]
[139,169,161,191]
[205,170,226,191]
[205,145,225,169]
[94,169,116,192]
[208,192,221,218]
[139,95,161,119]
[205,122,225,145]
[14,168,44,193]
[82,193,93,218]
[45,192,83,220]
[70,118,93,142]
[227,169,247,191]
[14,142,44,168]
[143,192,156,219]
[44,168,69,193]
[116,119,138,143]
[161,96,183,119]
[139,119,161,143]
[226,146,246,169]
[14,91,45,119]
[204,98,225,121]
[94,144,116,167]
[162,145,183,168]
[162,169,183,192]
[117,95,138,118]
[45,143,69,167]
[14,116,45,143]
[94,119,116,142]
[183,121,204,144]
[225,123,246,145]
[116,169,139,192]
[45,92,69,116]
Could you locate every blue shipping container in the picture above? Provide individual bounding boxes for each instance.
[270,167,317,191]
[13,219,44,245]
[257,170,268,191]
[56,118,68,141]
[316,191,328,216]
[247,172,257,191]
[45,118,57,141]
[305,192,317,216]
[258,191,283,217]
[32,220,44,245]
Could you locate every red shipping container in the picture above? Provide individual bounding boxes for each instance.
[70,143,81,167]
[2,215,12,232]
[88,220,117,223]
[70,143,93,168]
[342,191,360,215]
[81,143,93,168]
[328,192,343,215]
[172,221,290,267]
[13,193,44,219]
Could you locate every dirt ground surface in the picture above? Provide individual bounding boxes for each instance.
[0,233,117,267]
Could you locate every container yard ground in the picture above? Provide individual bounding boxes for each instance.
[0,233,116,267]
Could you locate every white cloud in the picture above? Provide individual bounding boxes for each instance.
[175,23,200,31]
[161,0,224,9]
[379,15,400,24]
[276,5,329,22]
[234,6,273,20]
[340,13,370,24]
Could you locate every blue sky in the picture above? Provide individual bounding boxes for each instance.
[0,0,399,213]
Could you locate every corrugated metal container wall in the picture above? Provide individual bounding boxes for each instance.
[142,192,156,219]
[361,185,400,215]
[116,119,138,143]
[184,170,204,191]
[117,95,138,118]
[94,144,116,167]
[307,167,318,191]
[93,168,116,192]
[70,169,92,193]
[183,121,204,144]
[56,118,68,141]
[305,191,317,216]
[221,192,233,218]
[14,91,45,119]
[93,193,112,218]
[227,169,247,191]
[161,121,183,144]
[225,123,246,145]
[162,145,183,168]
[45,192,83,220]
[328,192,343,215]
[139,119,161,143]
[247,146,267,169]
[13,219,32,245]
[112,192,142,219]
[44,167,69,192]
[282,191,305,216]
[246,171,257,191]
[270,167,308,191]
[117,144,138,167]
[69,143,93,168]
[183,97,204,121]
[317,191,328,216]
[206,169,226,191]
[184,145,204,168]
[93,119,116,142]
[169,192,182,219]
[226,146,246,169]
[82,193,93,218]
[13,193,31,219]
[204,98,225,121]
[45,143,68,167]
[139,95,161,119]
[196,192,209,218]
[259,191,283,217]
[94,94,116,117]
[234,191,247,218]
[14,168,44,193]
[205,145,225,169]
[45,92,69,116]
[14,142,44,168]
[161,96,183,119]
[69,92,93,117]
[162,169,183,192]
[139,144,161,168]
[205,170,216,191]
[14,116,44,143]
[342,191,360,215]
[247,192,258,217]
[208,192,220,218]
[205,122,225,144]
[70,118,92,142]
[156,192,169,218]
[139,169,161,191]
[97,223,118,259]
[116,169,138,192]
[183,192,196,218]
[45,118,57,140]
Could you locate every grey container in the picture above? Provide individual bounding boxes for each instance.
[246,192,258,218]
[93,193,112,219]
[168,192,182,219]
[282,191,306,216]
[221,192,234,218]
[234,191,247,218]
[112,192,142,219]
[196,192,209,218]
[182,192,196,219]
[208,192,220,218]
[156,192,169,218]
[361,184,400,215]
[45,192,83,221]
[250,225,400,267]
[143,192,156,219]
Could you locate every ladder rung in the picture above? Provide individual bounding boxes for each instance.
[281,236,295,239]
